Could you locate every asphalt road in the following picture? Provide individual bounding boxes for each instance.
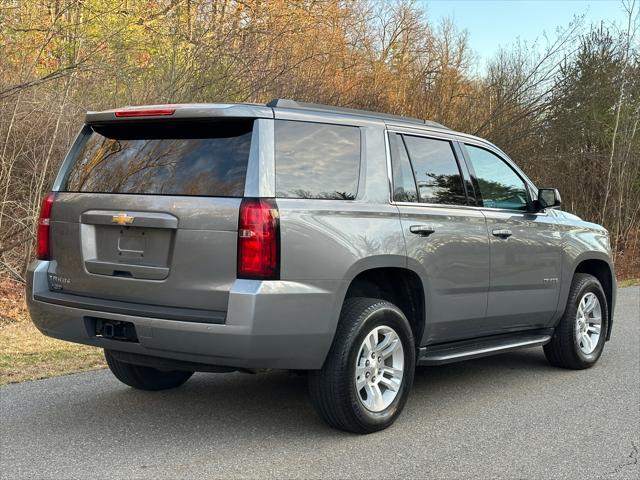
[1,287,638,479]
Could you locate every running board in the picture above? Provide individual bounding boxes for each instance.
[417,330,553,366]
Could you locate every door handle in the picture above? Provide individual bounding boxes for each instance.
[410,225,436,237]
[492,228,513,239]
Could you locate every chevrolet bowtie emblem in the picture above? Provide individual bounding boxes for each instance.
[111,213,134,226]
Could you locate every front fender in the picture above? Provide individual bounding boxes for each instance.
[555,222,615,336]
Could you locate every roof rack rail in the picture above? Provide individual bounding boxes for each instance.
[266,98,448,129]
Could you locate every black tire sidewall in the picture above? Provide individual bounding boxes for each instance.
[345,303,415,430]
[104,350,193,390]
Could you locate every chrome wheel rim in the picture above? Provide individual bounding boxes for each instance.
[355,325,404,412]
[576,292,602,355]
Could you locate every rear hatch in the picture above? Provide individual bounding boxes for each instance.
[46,118,254,319]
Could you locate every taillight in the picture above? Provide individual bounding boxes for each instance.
[237,198,280,280]
[37,192,56,260]
[114,108,175,117]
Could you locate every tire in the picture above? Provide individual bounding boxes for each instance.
[544,273,609,369]
[308,297,416,433]
[104,350,193,391]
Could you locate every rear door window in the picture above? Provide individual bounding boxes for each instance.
[63,120,253,197]
[402,135,467,206]
[389,133,418,202]
[275,120,360,200]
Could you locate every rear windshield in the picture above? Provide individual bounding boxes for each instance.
[62,120,253,197]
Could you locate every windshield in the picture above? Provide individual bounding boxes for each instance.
[62,120,253,197]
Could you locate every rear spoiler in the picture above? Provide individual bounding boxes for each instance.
[85,104,274,124]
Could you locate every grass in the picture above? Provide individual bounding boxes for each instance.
[0,279,104,385]
[618,278,640,288]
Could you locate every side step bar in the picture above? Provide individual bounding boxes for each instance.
[417,329,553,366]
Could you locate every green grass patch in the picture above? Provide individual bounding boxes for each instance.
[0,321,105,385]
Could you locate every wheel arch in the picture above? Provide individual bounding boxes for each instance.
[572,256,616,340]
[336,264,426,349]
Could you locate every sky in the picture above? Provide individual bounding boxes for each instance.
[422,0,630,70]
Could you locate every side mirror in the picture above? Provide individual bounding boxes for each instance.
[535,188,561,211]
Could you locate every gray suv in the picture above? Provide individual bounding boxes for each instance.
[27,99,616,433]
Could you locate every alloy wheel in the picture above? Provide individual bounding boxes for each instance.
[354,325,405,412]
[575,292,602,355]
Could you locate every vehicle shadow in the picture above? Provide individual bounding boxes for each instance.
[16,348,560,440]
[410,348,557,403]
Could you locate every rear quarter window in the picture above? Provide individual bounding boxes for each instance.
[274,120,360,200]
[63,120,253,197]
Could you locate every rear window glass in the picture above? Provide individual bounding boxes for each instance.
[389,133,418,203]
[402,135,467,206]
[63,120,253,196]
[275,120,360,200]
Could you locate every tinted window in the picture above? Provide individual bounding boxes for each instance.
[389,133,418,202]
[465,145,529,210]
[64,121,253,196]
[402,135,466,205]
[275,121,360,200]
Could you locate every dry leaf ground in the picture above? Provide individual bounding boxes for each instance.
[0,278,104,385]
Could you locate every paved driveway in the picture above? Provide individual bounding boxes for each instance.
[1,287,638,479]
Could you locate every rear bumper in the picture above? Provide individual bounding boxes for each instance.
[26,261,339,370]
